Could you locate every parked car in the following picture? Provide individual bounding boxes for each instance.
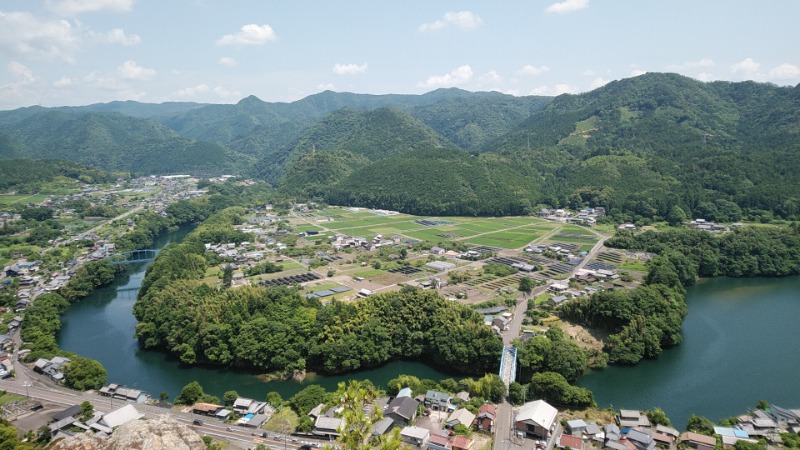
[192,419,203,426]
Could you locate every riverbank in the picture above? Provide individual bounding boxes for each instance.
[578,275,800,429]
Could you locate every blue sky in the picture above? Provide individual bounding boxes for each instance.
[1,0,799,109]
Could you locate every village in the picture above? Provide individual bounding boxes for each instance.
[1,189,797,449]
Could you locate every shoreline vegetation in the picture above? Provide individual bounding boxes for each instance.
[11,188,800,435]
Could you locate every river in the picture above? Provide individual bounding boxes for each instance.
[578,275,800,429]
[57,226,454,402]
[58,227,800,420]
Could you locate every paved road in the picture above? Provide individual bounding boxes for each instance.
[494,234,608,450]
[0,368,312,450]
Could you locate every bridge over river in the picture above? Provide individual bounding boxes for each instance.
[106,249,158,265]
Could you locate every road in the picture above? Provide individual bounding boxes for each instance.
[493,234,608,450]
[0,365,312,450]
[40,206,143,254]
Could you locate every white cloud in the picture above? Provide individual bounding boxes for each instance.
[479,70,501,83]
[316,83,335,90]
[8,61,35,85]
[0,61,38,104]
[53,76,72,87]
[554,84,578,95]
[530,86,549,96]
[590,77,608,89]
[666,58,714,71]
[630,69,647,77]
[46,0,134,15]
[0,11,82,62]
[695,73,714,82]
[332,63,368,75]
[170,83,241,101]
[218,57,237,67]
[419,65,473,88]
[419,11,483,31]
[91,28,140,45]
[216,24,277,46]
[731,58,759,74]
[545,0,589,14]
[517,65,550,76]
[768,63,800,80]
[117,60,156,80]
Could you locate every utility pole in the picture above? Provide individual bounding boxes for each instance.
[23,381,32,398]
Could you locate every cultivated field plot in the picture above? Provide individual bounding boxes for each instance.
[480,274,526,290]
[546,228,599,252]
[388,266,423,275]
[596,252,624,264]
[465,231,536,249]
[585,261,617,271]
[309,207,601,250]
[259,273,320,287]
[0,194,49,205]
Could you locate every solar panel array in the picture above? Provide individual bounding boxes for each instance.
[259,273,320,287]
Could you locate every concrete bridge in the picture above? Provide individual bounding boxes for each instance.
[106,249,158,265]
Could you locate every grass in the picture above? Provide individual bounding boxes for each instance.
[0,392,25,406]
[619,260,648,272]
[0,194,49,205]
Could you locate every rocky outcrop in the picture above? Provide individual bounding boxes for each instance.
[50,415,207,450]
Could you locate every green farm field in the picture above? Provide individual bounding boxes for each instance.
[294,207,605,250]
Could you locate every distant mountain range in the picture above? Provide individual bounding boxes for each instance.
[1,73,798,220]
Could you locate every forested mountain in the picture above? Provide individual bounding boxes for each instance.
[289,74,800,219]
[0,110,245,175]
[0,132,27,158]
[0,159,121,192]
[52,100,207,118]
[1,74,798,220]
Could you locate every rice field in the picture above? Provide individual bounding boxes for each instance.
[289,207,603,250]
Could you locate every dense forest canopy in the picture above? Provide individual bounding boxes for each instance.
[1,74,798,219]
[132,207,502,374]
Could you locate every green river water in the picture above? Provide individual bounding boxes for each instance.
[58,226,800,425]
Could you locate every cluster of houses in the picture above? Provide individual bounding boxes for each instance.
[0,211,21,227]
[47,402,144,441]
[98,384,151,403]
[331,233,402,251]
[0,322,17,377]
[689,219,740,233]
[303,389,495,449]
[32,356,71,383]
[537,207,605,226]
[191,396,275,428]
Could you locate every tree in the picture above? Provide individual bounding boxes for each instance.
[372,261,382,270]
[63,356,108,391]
[222,265,233,288]
[175,381,205,405]
[266,391,283,408]
[519,277,534,294]
[666,205,688,226]
[645,408,671,426]
[80,401,94,421]
[223,390,239,406]
[159,391,170,402]
[508,382,526,405]
[288,385,329,416]
[686,414,715,436]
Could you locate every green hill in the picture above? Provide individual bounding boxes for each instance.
[0,158,120,192]
[0,110,245,175]
[256,107,457,184]
[0,75,798,220]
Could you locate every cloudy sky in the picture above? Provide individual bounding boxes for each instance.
[1,0,799,109]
